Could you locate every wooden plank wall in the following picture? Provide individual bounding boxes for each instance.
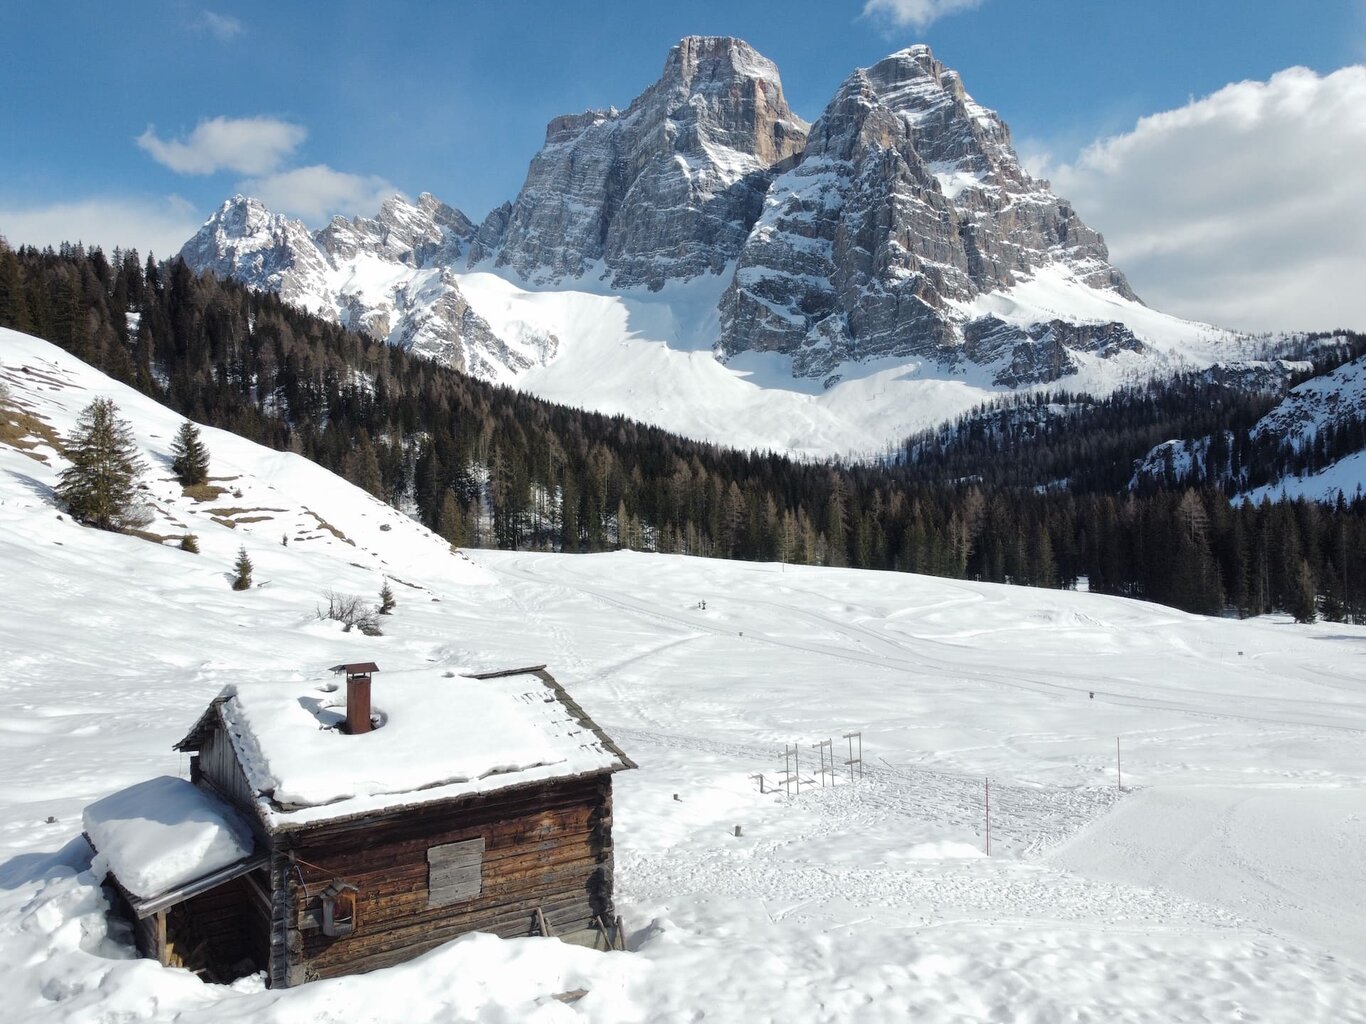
[199,726,259,817]
[279,771,615,982]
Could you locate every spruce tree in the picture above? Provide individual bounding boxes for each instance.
[55,397,152,532]
[1288,558,1318,624]
[231,546,253,591]
[170,419,211,485]
[378,580,396,615]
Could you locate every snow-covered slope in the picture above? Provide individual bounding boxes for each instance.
[1238,354,1366,501]
[1130,349,1366,500]
[4,328,1366,1020]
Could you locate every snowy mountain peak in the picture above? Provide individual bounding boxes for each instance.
[717,44,1142,380]
[181,196,335,316]
[181,40,1249,457]
[664,35,781,82]
[479,35,809,288]
[179,192,532,379]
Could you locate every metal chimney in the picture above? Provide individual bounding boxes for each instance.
[331,662,379,735]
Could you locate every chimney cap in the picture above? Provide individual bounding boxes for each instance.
[331,662,380,676]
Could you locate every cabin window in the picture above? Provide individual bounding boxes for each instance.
[427,837,484,907]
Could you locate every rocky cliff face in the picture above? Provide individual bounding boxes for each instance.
[962,317,1145,387]
[478,36,809,290]
[718,45,1135,380]
[316,192,476,267]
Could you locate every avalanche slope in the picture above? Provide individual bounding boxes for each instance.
[456,262,1241,460]
[2,328,1365,1021]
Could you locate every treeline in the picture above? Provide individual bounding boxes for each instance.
[4,239,1366,623]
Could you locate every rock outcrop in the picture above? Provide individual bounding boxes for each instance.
[962,317,1145,387]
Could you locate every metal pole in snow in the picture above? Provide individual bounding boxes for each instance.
[985,777,991,856]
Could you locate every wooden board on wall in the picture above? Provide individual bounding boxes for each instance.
[426,837,484,907]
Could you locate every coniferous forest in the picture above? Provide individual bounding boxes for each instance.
[4,238,1366,624]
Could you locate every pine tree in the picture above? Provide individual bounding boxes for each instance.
[170,419,211,485]
[378,580,396,615]
[231,546,253,591]
[55,397,152,532]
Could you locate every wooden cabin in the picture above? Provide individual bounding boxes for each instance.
[83,663,634,986]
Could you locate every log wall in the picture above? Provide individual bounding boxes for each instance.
[278,771,616,983]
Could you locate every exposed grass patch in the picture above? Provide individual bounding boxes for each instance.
[0,397,64,459]
[304,510,355,546]
[211,516,237,530]
[11,366,74,389]
[205,506,287,517]
[127,529,180,545]
[234,515,275,524]
[181,483,228,502]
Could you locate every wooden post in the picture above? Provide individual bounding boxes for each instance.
[155,909,168,967]
[984,778,991,856]
[535,906,555,937]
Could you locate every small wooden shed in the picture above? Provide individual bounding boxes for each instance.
[85,663,634,986]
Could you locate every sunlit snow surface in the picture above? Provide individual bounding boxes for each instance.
[457,263,1243,460]
[2,329,1366,1021]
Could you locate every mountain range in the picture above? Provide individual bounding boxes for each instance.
[182,37,1277,457]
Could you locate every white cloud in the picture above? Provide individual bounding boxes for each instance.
[862,0,984,31]
[200,11,243,41]
[136,116,306,176]
[1034,65,1366,334]
[0,196,205,259]
[241,165,397,223]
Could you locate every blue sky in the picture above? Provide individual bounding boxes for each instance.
[3,1,1366,329]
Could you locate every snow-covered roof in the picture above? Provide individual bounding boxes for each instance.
[82,776,256,902]
[178,665,632,828]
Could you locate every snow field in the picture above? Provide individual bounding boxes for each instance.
[454,263,1246,460]
[2,330,1366,1020]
